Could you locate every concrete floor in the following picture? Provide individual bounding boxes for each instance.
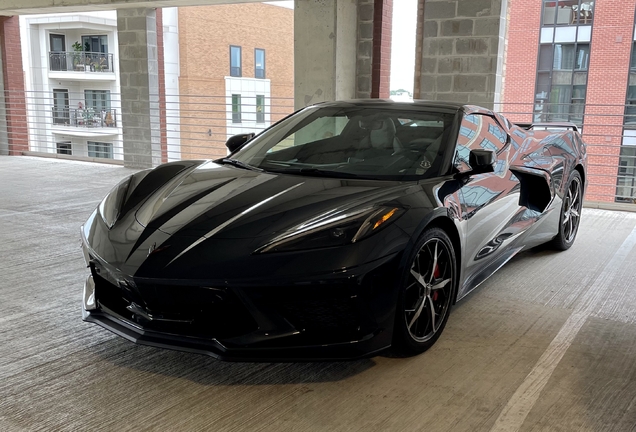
[1,156,636,432]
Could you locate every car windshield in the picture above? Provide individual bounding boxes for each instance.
[227,105,456,181]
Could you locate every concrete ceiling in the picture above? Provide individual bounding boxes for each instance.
[0,0,261,16]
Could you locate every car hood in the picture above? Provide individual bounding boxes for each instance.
[85,160,422,277]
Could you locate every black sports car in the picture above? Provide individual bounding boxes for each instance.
[81,100,587,361]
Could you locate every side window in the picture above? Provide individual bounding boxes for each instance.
[454,114,508,171]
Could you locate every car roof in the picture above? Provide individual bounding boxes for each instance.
[312,99,494,116]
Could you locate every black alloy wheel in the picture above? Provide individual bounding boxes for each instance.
[552,171,583,251]
[393,227,457,355]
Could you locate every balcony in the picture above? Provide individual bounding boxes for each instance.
[48,52,115,81]
[51,108,118,137]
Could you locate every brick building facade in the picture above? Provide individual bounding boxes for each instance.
[502,0,636,203]
[0,16,28,155]
[178,3,294,160]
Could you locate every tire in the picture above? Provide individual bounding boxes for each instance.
[392,227,457,356]
[551,170,583,251]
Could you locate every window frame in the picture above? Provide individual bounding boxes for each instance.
[256,95,265,124]
[255,48,266,79]
[534,42,590,125]
[87,141,113,159]
[625,42,636,128]
[541,0,595,27]
[84,89,111,112]
[81,35,108,53]
[230,45,242,77]
[52,88,70,125]
[56,141,72,155]
[232,94,242,123]
[615,147,636,203]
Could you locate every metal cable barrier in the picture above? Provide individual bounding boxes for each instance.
[0,91,634,206]
[0,89,294,164]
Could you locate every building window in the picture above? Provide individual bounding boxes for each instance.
[626,43,636,126]
[256,95,265,123]
[88,141,113,159]
[56,142,72,155]
[232,94,241,123]
[230,45,242,77]
[52,89,69,125]
[77,35,110,71]
[535,43,590,124]
[617,44,636,203]
[616,147,636,203]
[542,1,594,26]
[49,34,67,71]
[255,49,266,79]
[84,90,111,111]
[81,35,108,53]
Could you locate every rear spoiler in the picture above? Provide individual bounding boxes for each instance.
[515,122,579,132]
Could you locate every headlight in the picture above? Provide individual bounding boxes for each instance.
[256,206,404,253]
[99,175,132,229]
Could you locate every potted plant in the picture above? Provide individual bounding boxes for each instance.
[72,41,83,70]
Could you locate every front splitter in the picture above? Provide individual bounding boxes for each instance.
[83,309,390,362]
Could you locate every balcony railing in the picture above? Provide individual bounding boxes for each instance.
[49,52,114,73]
[51,108,117,128]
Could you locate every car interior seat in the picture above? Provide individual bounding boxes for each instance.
[358,117,404,154]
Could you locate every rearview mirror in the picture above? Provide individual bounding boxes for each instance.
[226,133,255,153]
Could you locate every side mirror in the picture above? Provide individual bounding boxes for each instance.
[225,133,255,153]
[456,149,497,178]
[466,149,496,175]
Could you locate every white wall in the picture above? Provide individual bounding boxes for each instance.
[225,77,271,139]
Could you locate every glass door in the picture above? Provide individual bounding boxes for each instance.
[49,34,66,71]
[52,89,69,125]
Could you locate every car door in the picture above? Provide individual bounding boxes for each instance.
[454,113,523,296]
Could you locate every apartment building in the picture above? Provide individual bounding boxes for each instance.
[18,3,293,162]
[20,12,124,160]
[502,0,636,204]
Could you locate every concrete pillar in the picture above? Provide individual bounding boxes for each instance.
[294,0,393,109]
[117,8,161,168]
[0,17,28,156]
[356,0,375,99]
[294,0,358,109]
[415,0,507,109]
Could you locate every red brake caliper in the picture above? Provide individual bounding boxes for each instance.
[432,263,440,301]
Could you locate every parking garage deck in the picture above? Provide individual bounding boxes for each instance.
[1,156,636,431]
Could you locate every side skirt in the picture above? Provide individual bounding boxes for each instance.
[456,246,524,302]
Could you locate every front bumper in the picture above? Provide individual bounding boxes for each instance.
[82,252,401,362]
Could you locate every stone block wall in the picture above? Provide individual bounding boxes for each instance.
[415,0,506,108]
[117,8,162,168]
[356,0,374,98]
